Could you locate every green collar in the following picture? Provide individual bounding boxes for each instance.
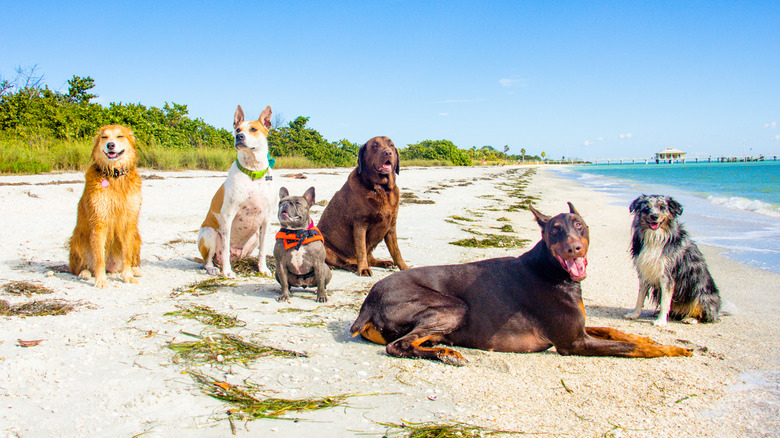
[236,159,274,180]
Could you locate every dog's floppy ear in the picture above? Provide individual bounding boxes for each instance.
[392,142,400,175]
[629,195,646,213]
[357,142,367,175]
[234,105,245,130]
[279,187,289,200]
[303,186,316,206]
[529,204,550,229]
[666,196,683,217]
[567,202,580,216]
[259,105,272,130]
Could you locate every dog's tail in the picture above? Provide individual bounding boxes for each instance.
[698,292,723,323]
[350,308,372,337]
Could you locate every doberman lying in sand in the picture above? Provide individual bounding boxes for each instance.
[351,203,692,365]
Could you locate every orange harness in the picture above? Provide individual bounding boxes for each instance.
[275,226,324,250]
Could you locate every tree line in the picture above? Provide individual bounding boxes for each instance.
[1,67,538,168]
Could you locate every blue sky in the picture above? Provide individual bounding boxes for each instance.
[2,1,778,160]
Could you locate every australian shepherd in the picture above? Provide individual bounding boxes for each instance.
[68,125,142,288]
[624,194,721,326]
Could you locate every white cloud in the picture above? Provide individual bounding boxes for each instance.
[765,121,777,129]
[619,133,633,139]
[596,137,604,141]
[772,134,780,141]
[432,99,480,104]
[498,77,527,88]
[583,140,592,146]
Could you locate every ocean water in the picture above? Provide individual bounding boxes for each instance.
[549,161,780,274]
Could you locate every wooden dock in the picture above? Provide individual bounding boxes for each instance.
[589,155,776,165]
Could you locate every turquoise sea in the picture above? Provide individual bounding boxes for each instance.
[550,161,780,274]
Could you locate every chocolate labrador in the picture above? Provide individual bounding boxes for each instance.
[317,136,409,276]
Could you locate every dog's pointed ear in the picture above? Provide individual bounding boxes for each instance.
[667,196,683,216]
[567,202,580,216]
[529,204,550,229]
[234,105,245,129]
[629,195,645,213]
[357,142,367,175]
[303,186,316,206]
[279,186,289,200]
[259,105,272,130]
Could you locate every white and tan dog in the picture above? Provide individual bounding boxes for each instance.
[197,105,275,278]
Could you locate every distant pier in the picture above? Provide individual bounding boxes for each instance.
[590,155,775,165]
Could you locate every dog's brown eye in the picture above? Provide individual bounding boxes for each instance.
[250,127,257,132]
[235,128,241,133]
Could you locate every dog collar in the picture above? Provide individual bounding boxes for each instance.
[236,156,274,180]
[97,165,129,179]
[276,226,324,250]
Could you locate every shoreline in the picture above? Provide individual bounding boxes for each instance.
[0,165,778,437]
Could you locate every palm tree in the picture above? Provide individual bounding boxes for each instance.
[541,151,546,162]
[520,148,526,163]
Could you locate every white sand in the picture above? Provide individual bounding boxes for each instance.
[0,165,777,437]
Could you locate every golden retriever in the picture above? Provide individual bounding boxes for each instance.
[68,125,142,288]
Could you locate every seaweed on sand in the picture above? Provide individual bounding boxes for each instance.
[165,304,246,329]
[449,234,530,249]
[169,333,306,365]
[188,370,352,421]
[378,419,516,437]
[2,280,55,296]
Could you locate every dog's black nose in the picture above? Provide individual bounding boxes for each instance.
[649,214,659,221]
[236,133,245,142]
[106,142,115,150]
[567,242,583,254]
[381,149,393,156]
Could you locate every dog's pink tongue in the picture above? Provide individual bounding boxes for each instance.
[565,257,587,280]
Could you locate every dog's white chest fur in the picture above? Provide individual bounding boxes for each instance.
[290,248,307,274]
[634,229,669,286]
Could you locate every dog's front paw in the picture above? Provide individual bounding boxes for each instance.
[315,294,328,303]
[205,266,220,276]
[78,270,92,280]
[258,267,273,277]
[222,270,237,279]
[652,318,668,327]
[132,267,143,277]
[437,349,467,367]
[94,276,108,289]
[357,267,373,277]
[276,293,290,303]
[624,311,641,320]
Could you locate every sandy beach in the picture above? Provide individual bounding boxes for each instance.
[0,165,778,437]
